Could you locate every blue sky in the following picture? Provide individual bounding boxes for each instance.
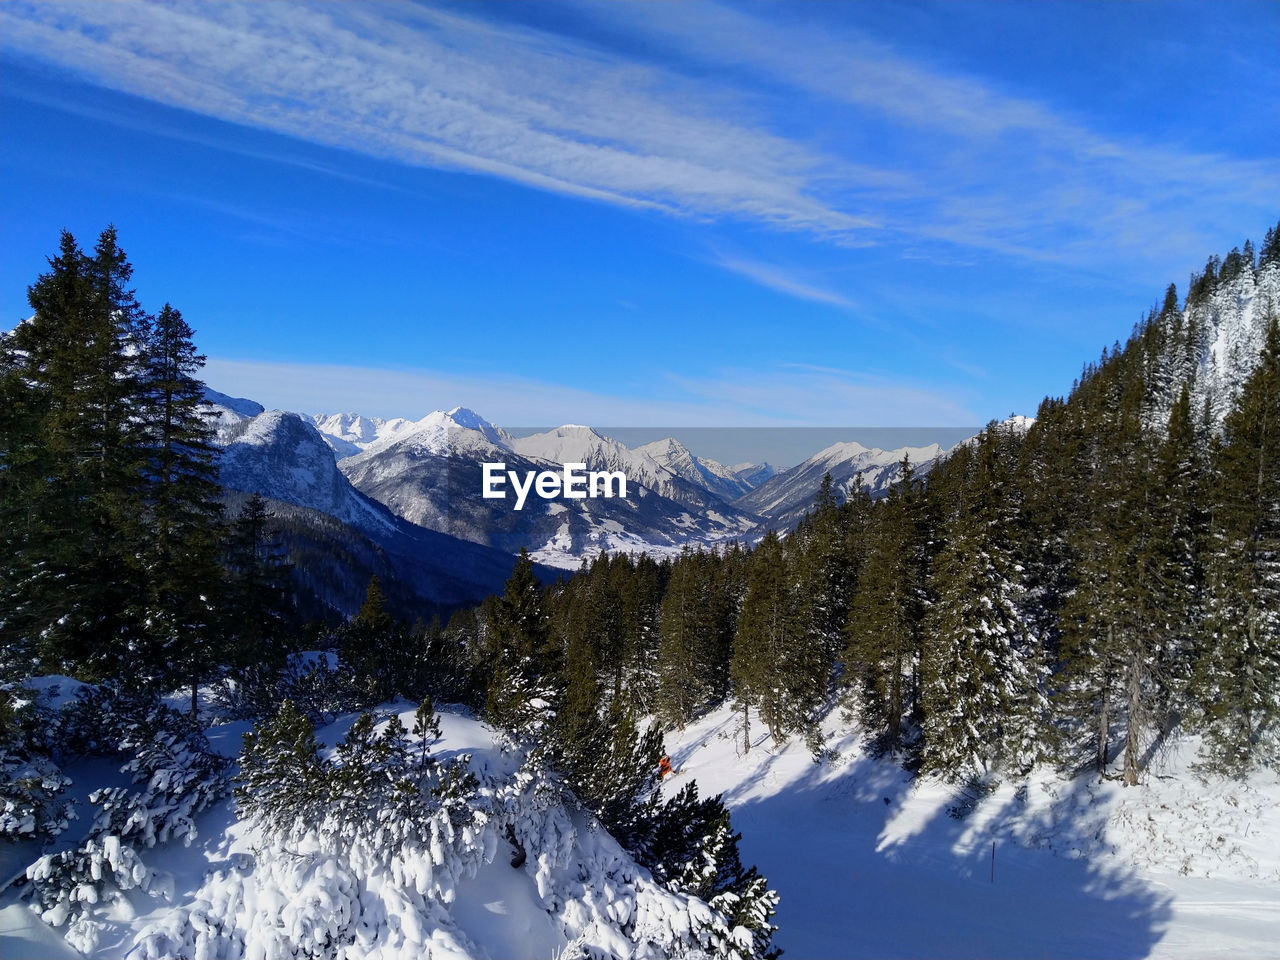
[2,0,1277,437]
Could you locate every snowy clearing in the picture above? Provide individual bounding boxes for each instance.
[662,704,1280,960]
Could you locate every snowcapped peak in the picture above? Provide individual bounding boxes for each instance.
[814,439,871,463]
[445,406,491,429]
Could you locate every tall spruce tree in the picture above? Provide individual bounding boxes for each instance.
[484,549,555,734]
[223,494,293,670]
[140,303,226,711]
[843,459,927,752]
[920,427,1044,779]
[1,229,151,679]
[731,532,798,751]
[1196,317,1280,770]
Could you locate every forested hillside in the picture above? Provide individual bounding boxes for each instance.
[1,224,1276,957]
[445,226,1280,790]
[0,229,779,958]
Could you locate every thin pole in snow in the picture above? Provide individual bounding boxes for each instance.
[990,841,995,883]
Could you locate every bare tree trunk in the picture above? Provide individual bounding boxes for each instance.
[743,702,751,755]
[1124,641,1142,786]
[1096,687,1109,775]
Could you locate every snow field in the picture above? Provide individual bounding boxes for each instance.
[661,703,1280,960]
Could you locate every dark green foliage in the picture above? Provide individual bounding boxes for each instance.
[222,494,294,670]
[732,531,804,748]
[1195,317,1280,771]
[484,549,556,735]
[844,460,928,754]
[920,426,1044,779]
[139,303,226,709]
[2,229,152,679]
[235,697,477,844]
[655,547,736,729]
[641,782,779,958]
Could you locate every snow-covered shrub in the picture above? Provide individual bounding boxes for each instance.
[24,693,229,950]
[0,683,74,842]
[639,782,780,959]
[131,701,775,960]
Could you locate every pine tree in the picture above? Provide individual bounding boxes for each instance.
[731,532,798,750]
[484,549,554,734]
[920,428,1044,779]
[1196,317,1280,770]
[222,494,293,670]
[139,304,226,713]
[655,549,732,728]
[1,229,151,679]
[843,459,927,753]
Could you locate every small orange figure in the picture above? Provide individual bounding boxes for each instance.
[659,755,673,779]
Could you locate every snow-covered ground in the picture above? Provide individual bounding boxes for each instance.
[5,691,1276,959]
[662,705,1280,960]
[1,700,738,960]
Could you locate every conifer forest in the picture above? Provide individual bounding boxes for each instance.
[1,222,1278,957]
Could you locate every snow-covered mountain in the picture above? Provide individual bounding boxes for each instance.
[309,407,513,460]
[736,439,946,530]
[1186,256,1279,425]
[218,409,398,535]
[308,412,417,459]
[338,411,761,568]
[200,395,548,612]
[732,461,776,489]
[635,437,759,502]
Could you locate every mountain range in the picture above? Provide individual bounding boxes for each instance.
[200,248,1275,614]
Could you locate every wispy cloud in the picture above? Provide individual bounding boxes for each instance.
[713,256,855,309]
[1,0,1272,268]
[0,1,873,238]
[203,356,975,429]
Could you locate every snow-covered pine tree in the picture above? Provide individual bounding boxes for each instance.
[920,426,1045,779]
[844,459,928,753]
[0,684,74,843]
[643,781,780,959]
[25,691,228,951]
[1196,316,1280,771]
[485,549,557,736]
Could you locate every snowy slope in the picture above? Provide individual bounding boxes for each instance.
[341,414,762,568]
[662,703,1280,960]
[636,437,758,502]
[1190,257,1279,425]
[737,439,945,530]
[731,462,776,489]
[201,387,265,439]
[1,699,744,960]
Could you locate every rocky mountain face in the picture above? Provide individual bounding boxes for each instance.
[336,411,761,568]
[202,393,539,616]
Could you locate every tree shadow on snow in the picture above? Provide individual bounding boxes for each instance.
[718,748,1173,960]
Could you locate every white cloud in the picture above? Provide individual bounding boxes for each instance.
[713,256,856,309]
[0,1,873,237]
[2,0,1270,268]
